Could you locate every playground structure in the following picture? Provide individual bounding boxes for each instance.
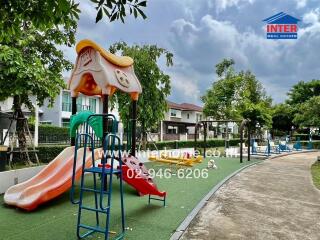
[149,151,203,167]
[4,39,166,240]
[194,119,252,163]
[194,119,305,161]
[195,119,241,155]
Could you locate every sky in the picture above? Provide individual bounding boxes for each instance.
[63,0,320,106]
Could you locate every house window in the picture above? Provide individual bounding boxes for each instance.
[167,126,178,134]
[171,109,177,117]
[89,98,97,113]
[76,96,83,111]
[187,113,190,119]
[62,91,71,112]
[62,118,70,127]
[196,114,202,122]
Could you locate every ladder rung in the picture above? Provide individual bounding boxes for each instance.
[81,205,109,213]
[81,187,109,195]
[78,224,106,233]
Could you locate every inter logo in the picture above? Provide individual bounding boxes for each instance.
[263,12,300,39]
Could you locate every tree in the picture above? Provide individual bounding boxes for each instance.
[287,80,320,106]
[271,104,295,135]
[109,42,173,149]
[0,2,80,164]
[92,0,148,23]
[285,79,320,130]
[0,0,147,41]
[293,96,320,128]
[201,59,272,129]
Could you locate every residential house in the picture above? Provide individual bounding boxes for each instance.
[39,90,102,127]
[39,78,120,127]
[159,101,203,141]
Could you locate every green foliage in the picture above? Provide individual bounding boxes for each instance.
[0,1,78,108]
[300,141,320,149]
[34,139,241,163]
[293,96,320,127]
[109,42,173,133]
[91,0,148,23]
[271,103,295,133]
[0,1,80,43]
[36,145,69,163]
[202,59,272,129]
[0,0,149,108]
[272,79,320,129]
[0,1,146,40]
[293,134,320,141]
[146,139,241,151]
[287,80,320,106]
[39,125,69,135]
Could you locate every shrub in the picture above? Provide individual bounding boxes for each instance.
[293,134,320,141]
[36,145,69,163]
[146,139,240,150]
[35,139,241,163]
[300,140,320,149]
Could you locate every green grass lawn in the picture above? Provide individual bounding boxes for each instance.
[311,161,320,189]
[0,157,258,240]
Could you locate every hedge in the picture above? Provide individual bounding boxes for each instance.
[34,125,70,144]
[300,140,320,149]
[10,138,320,164]
[293,134,320,141]
[36,145,69,163]
[147,138,241,150]
[29,124,69,135]
[15,139,241,163]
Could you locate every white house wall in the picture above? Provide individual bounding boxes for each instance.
[38,96,62,126]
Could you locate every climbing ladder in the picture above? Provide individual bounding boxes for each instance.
[71,114,125,240]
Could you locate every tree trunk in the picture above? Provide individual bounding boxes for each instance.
[141,120,147,151]
[13,95,31,165]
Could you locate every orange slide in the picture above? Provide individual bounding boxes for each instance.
[4,147,98,211]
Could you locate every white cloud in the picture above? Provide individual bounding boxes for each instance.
[67,0,320,104]
[169,72,201,104]
[300,8,320,37]
[170,14,320,103]
[295,0,308,9]
[302,8,320,24]
[214,0,255,12]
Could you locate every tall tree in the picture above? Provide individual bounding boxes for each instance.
[0,1,79,164]
[202,59,272,129]
[293,96,320,128]
[285,79,320,130]
[109,42,173,149]
[287,80,320,106]
[271,104,295,135]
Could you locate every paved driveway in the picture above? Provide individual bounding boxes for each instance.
[181,152,320,240]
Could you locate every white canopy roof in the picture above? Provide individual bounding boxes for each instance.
[68,39,142,100]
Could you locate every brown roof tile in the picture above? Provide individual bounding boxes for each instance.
[167,100,202,112]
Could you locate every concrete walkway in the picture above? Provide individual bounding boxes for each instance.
[181,152,320,240]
